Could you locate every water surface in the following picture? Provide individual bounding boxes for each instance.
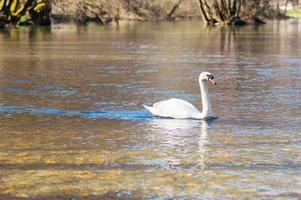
[0,20,301,199]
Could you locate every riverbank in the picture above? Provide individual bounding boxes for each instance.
[49,0,301,26]
[1,0,300,28]
[51,0,201,24]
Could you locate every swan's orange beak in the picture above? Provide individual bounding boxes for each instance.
[208,78,217,85]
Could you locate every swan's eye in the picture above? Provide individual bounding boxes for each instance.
[206,75,214,79]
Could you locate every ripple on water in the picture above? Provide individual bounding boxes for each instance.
[1,21,301,199]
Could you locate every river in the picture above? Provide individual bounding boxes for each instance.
[0,20,301,199]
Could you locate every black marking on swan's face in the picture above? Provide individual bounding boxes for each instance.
[206,74,214,80]
[206,74,217,85]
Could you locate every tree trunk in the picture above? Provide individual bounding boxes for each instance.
[285,0,289,13]
[198,0,211,23]
[198,0,271,26]
[167,0,183,20]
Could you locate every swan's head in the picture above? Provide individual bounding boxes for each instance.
[199,72,217,85]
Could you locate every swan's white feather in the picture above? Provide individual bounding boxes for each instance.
[145,98,202,119]
[144,72,216,119]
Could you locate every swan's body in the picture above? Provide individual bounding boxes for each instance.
[144,72,217,119]
[144,98,203,119]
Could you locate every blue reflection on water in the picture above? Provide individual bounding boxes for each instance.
[0,105,152,121]
[0,105,221,123]
[80,110,150,120]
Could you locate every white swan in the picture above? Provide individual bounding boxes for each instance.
[144,71,217,119]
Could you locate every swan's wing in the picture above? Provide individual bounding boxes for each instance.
[151,98,201,118]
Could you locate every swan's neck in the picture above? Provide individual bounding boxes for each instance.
[199,80,212,117]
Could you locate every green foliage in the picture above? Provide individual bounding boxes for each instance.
[286,9,301,17]
[19,15,28,22]
[0,0,50,27]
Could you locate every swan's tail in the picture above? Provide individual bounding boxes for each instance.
[143,105,157,116]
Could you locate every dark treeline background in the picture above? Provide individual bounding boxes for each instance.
[0,0,300,28]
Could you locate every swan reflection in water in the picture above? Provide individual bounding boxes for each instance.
[145,118,213,170]
[197,120,209,170]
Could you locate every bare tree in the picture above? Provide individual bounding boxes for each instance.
[167,0,183,20]
[251,0,271,17]
[198,0,243,25]
[198,0,271,26]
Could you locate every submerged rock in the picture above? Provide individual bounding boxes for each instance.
[252,17,266,25]
[228,17,247,26]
